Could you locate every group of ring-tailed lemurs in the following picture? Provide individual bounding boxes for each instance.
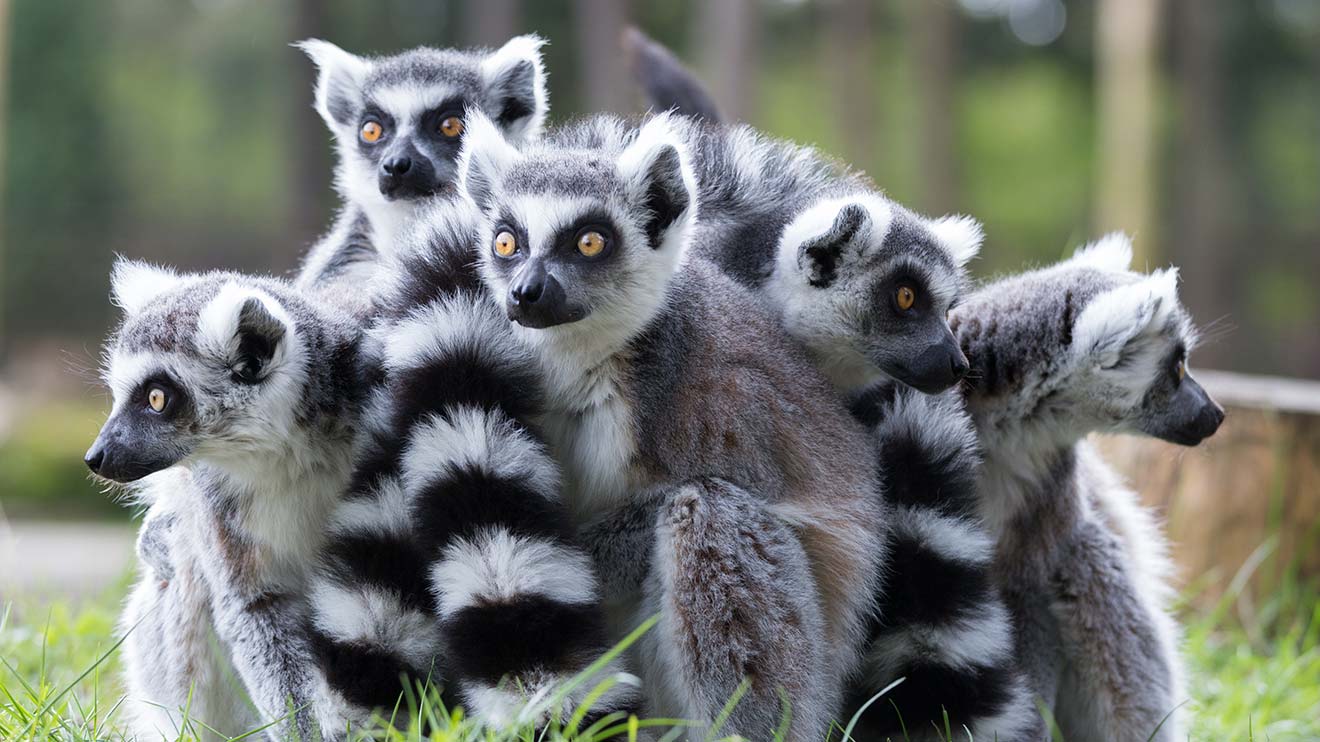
[84,29,1224,742]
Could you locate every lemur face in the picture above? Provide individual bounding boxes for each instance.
[954,234,1224,446]
[86,262,303,483]
[297,36,546,205]
[772,195,983,394]
[462,113,695,336]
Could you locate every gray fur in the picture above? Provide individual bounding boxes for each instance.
[953,235,1219,742]
[461,113,885,740]
[100,263,366,740]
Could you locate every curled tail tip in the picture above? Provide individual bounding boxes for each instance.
[621,25,722,123]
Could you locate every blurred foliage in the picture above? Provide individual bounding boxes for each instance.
[0,399,121,520]
[1,0,1317,377]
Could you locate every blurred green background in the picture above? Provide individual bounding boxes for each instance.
[0,0,1318,517]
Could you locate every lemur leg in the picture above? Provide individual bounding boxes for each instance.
[122,504,253,740]
[644,478,832,742]
[192,507,319,741]
[1050,516,1181,742]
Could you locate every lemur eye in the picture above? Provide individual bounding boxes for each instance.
[439,116,464,138]
[148,387,168,413]
[360,121,383,143]
[577,231,607,257]
[494,231,518,258]
[895,285,917,311]
[1175,359,1186,382]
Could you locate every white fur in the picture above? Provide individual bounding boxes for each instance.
[429,530,598,618]
[111,258,183,315]
[294,39,370,129]
[891,506,995,566]
[929,214,985,266]
[382,294,515,373]
[401,407,559,498]
[1069,232,1134,272]
[479,34,549,143]
[457,110,521,201]
[310,580,442,669]
[327,476,412,538]
[1072,268,1180,370]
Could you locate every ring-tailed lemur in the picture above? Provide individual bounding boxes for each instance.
[458,110,885,741]
[952,234,1224,742]
[304,196,638,734]
[294,35,547,299]
[89,261,367,740]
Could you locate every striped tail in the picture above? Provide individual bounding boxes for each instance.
[308,202,639,733]
[846,384,1045,741]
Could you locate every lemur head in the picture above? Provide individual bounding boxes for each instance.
[460,112,695,348]
[953,234,1224,447]
[296,36,547,209]
[86,261,318,483]
[770,193,983,394]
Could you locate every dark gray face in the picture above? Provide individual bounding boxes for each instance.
[1138,347,1225,446]
[798,203,970,393]
[88,290,291,483]
[85,374,196,483]
[306,41,544,204]
[470,138,692,332]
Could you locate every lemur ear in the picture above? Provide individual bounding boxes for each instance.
[480,34,548,143]
[457,110,519,212]
[930,214,983,266]
[111,258,182,315]
[1068,232,1134,272]
[1073,268,1180,369]
[199,284,292,380]
[796,202,870,288]
[619,114,695,249]
[295,39,369,129]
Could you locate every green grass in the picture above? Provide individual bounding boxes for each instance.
[2,564,1318,741]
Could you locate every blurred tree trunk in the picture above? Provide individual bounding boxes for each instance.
[1095,0,1164,267]
[463,0,520,47]
[287,0,330,268]
[573,0,630,114]
[823,0,876,171]
[1171,0,1232,368]
[0,0,9,356]
[695,0,758,122]
[911,0,959,214]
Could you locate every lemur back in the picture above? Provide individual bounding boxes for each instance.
[952,234,1224,742]
[460,111,884,741]
[295,36,547,300]
[91,263,367,740]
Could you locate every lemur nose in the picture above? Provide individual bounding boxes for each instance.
[384,156,412,176]
[84,446,105,474]
[951,352,970,379]
[511,278,545,305]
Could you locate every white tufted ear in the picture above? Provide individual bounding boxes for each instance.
[618,113,696,249]
[457,110,521,212]
[1068,232,1134,273]
[480,34,549,143]
[929,214,983,266]
[1073,268,1180,369]
[111,258,183,315]
[197,283,293,378]
[294,39,370,129]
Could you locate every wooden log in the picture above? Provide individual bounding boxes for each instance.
[1094,370,1320,609]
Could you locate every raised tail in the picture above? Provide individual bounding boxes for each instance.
[622,26,722,123]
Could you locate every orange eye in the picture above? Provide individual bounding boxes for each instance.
[896,285,916,311]
[1176,360,1186,382]
[494,231,517,258]
[439,116,464,138]
[360,121,383,143]
[577,231,606,257]
[148,387,167,413]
